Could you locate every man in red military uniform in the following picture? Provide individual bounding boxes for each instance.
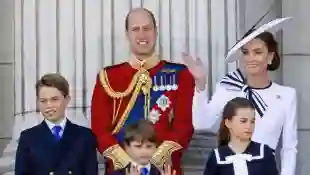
[91,8,194,175]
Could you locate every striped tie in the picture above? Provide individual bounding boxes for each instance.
[220,68,268,118]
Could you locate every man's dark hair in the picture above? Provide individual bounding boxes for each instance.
[35,73,69,97]
[125,8,157,31]
[123,120,157,145]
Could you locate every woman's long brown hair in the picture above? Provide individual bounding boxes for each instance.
[218,97,255,147]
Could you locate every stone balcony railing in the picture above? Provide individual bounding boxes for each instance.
[182,131,217,174]
[0,109,217,175]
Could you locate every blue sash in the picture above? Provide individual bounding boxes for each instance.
[114,63,186,144]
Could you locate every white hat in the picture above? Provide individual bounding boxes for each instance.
[225,17,293,63]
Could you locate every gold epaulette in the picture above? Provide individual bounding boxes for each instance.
[102,144,132,170]
[150,141,182,169]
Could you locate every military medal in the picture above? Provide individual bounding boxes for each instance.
[153,76,159,91]
[148,109,160,124]
[171,74,178,91]
[156,95,171,111]
[166,76,172,91]
[159,76,166,91]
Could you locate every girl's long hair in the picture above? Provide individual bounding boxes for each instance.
[218,97,255,146]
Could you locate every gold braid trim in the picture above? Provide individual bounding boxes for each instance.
[102,144,132,170]
[99,69,140,99]
[112,79,144,134]
[150,141,183,169]
[99,68,152,134]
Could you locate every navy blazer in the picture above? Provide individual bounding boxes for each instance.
[111,164,160,175]
[15,120,98,175]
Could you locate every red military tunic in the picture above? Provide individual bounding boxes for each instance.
[91,59,194,175]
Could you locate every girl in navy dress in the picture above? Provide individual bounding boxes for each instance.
[203,97,278,175]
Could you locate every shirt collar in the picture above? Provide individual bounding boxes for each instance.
[131,162,151,173]
[45,117,67,131]
[142,163,151,172]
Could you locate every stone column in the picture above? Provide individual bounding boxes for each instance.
[0,0,15,174]
[0,0,14,154]
[282,0,310,174]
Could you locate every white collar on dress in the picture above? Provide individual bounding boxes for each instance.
[214,143,265,175]
[214,143,264,165]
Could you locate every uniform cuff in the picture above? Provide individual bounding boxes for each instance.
[102,144,132,170]
[150,141,182,168]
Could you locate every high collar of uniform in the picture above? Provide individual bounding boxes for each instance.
[128,53,160,70]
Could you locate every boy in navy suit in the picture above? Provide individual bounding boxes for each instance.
[111,120,176,175]
[15,73,98,175]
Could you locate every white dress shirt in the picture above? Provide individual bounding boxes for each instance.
[193,82,297,175]
[45,117,67,137]
[131,162,151,174]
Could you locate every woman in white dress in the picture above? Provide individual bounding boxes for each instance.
[183,17,297,175]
